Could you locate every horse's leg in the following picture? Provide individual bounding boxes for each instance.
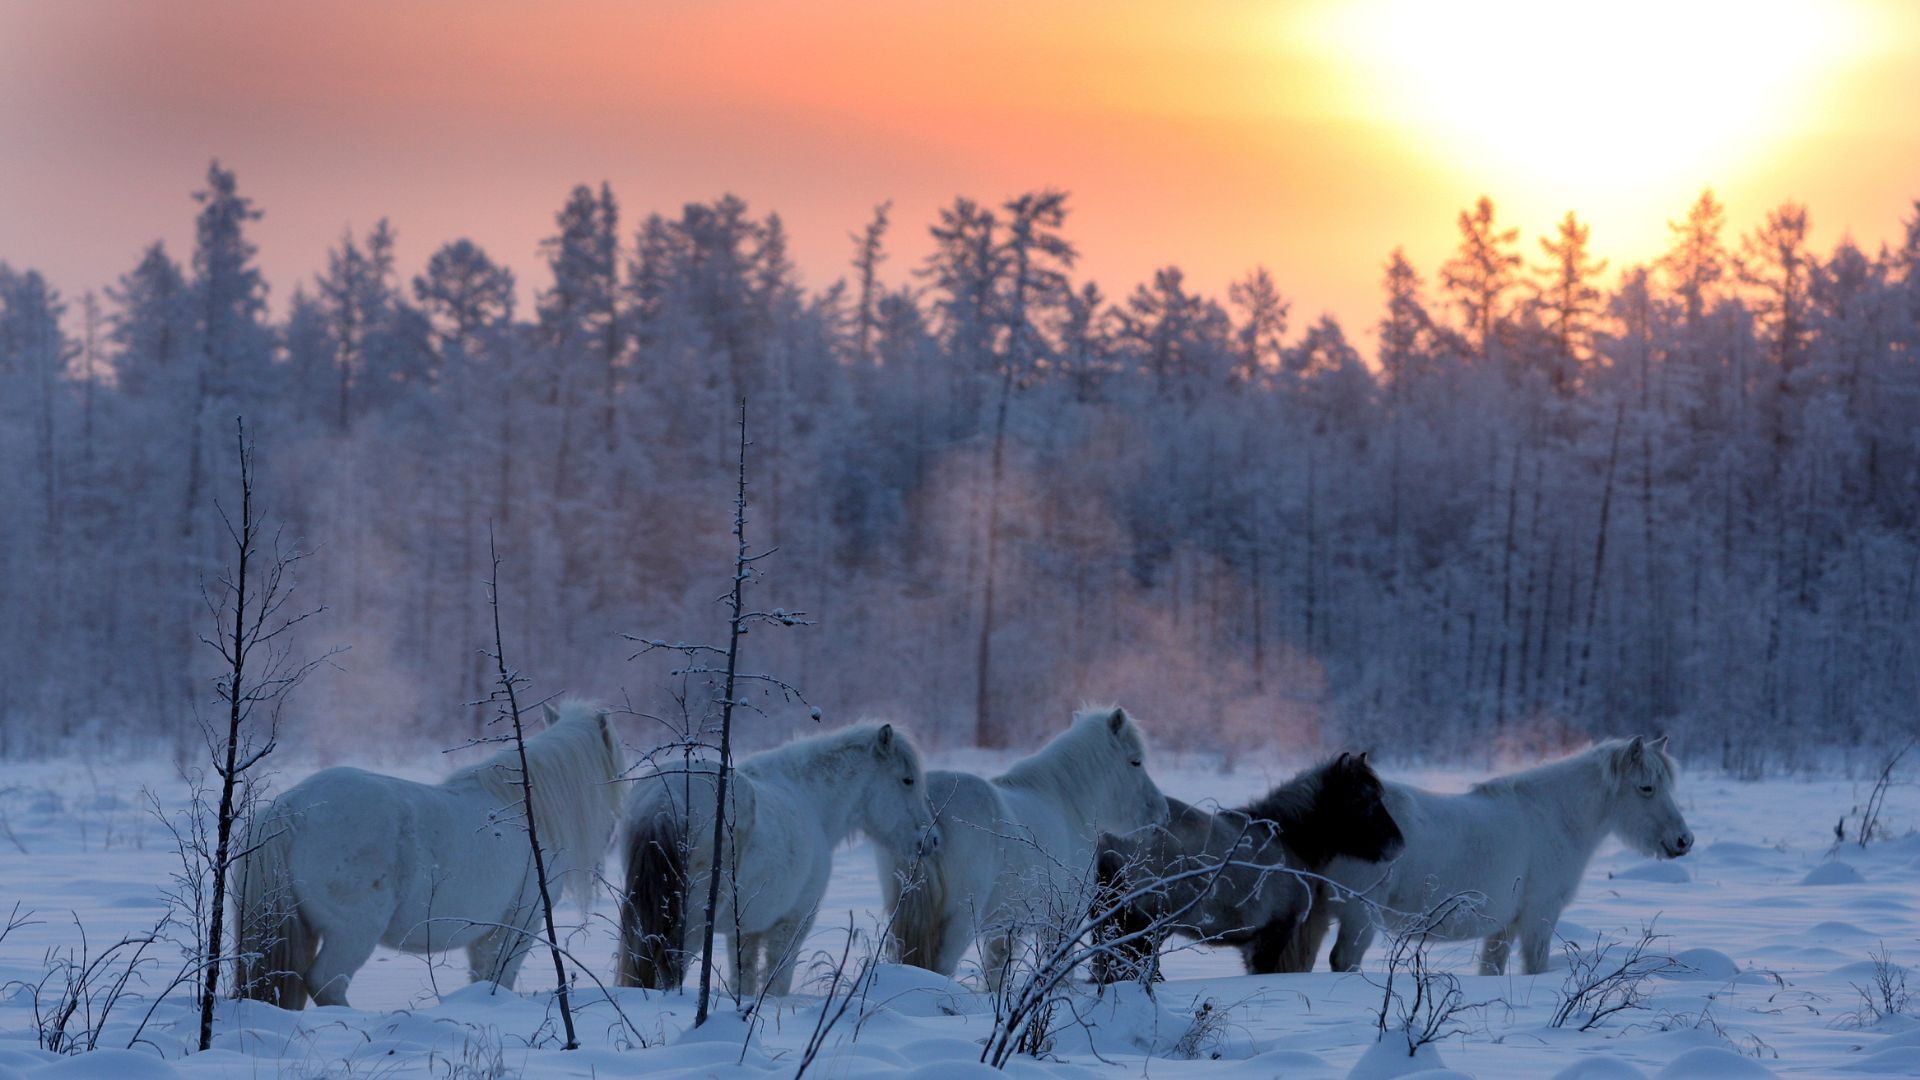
[929,909,973,979]
[1328,913,1373,973]
[1091,900,1155,983]
[730,931,759,1000]
[468,891,542,990]
[1479,929,1513,975]
[760,912,817,997]
[980,930,1021,994]
[1242,913,1302,975]
[466,928,508,986]
[305,924,379,1008]
[1282,887,1334,972]
[1518,923,1555,975]
[492,920,539,990]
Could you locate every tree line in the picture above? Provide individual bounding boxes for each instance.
[2,163,1916,771]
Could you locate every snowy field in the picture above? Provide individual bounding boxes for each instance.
[2,751,1918,1078]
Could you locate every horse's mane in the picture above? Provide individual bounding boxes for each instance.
[1471,737,1677,796]
[996,705,1143,809]
[456,700,625,905]
[744,721,917,777]
[1238,758,1328,830]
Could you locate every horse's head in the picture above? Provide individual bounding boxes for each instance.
[856,723,940,857]
[1322,751,1404,863]
[1077,706,1168,833]
[1603,735,1693,859]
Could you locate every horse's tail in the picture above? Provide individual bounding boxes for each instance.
[616,790,689,989]
[882,843,948,971]
[233,807,313,1009]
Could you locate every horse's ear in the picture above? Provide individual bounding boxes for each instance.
[1107,708,1127,735]
[1649,735,1670,754]
[1335,751,1351,767]
[875,723,895,752]
[541,703,560,727]
[1626,734,1646,760]
[1358,750,1372,767]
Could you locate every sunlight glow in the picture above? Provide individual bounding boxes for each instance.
[1301,1,1878,195]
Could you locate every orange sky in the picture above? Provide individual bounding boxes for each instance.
[3,0,1917,344]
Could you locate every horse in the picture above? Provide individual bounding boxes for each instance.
[1089,751,1405,982]
[879,706,1168,990]
[616,722,938,998]
[233,702,626,1008]
[1294,735,1693,976]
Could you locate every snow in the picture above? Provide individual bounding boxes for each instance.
[2,756,1917,1077]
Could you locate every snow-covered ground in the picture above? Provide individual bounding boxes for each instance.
[2,751,1918,1078]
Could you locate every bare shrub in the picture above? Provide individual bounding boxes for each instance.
[1366,894,1494,1058]
[1550,922,1681,1031]
[1841,943,1912,1027]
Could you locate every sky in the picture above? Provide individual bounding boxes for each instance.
[3,0,1918,344]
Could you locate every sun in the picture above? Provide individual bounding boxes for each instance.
[1297,0,1876,201]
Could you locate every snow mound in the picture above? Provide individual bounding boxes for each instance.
[1830,959,1914,982]
[896,1037,993,1061]
[1557,920,1596,942]
[898,1063,1005,1080]
[1872,834,1920,858]
[1654,1047,1778,1078]
[669,1008,759,1051]
[1801,861,1866,886]
[1046,984,1244,1060]
[1552,1058,1650,1079]
[1840,1041,1920,1073]
[1807,920,1874,938]
[1661,947,1741,981]
[0,1052,52,1074]
[1611,861,1691,883]
[1868,1028,1920,1050]
[1244,1047,1339,1073]
[858,963,977,1017]
[23,1049,182,1079]
[1702,842,1776,862]
[1346,1037,1449,1079]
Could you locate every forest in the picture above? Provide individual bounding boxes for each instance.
[2,164,1916,770]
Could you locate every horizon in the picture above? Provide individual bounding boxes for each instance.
[5,0,1918,346]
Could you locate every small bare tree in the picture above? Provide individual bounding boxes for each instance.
[623,399,811,1028]
[196,417,331,1051]
[476,526,578,1048]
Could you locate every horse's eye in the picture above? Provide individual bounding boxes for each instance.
[903,777,915,787]
[1638,784,1655,797]
[1130,759,1142,768]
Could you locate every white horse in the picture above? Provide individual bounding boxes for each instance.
[880,706,1168,989]
[1299,735,1693,976]
[617,722,938,997]
[234,702,626,1008]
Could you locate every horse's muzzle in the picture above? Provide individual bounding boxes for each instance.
[1662,831,1694,858]
[916,825,943,856]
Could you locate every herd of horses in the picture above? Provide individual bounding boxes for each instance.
[231,702,1694,1010]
